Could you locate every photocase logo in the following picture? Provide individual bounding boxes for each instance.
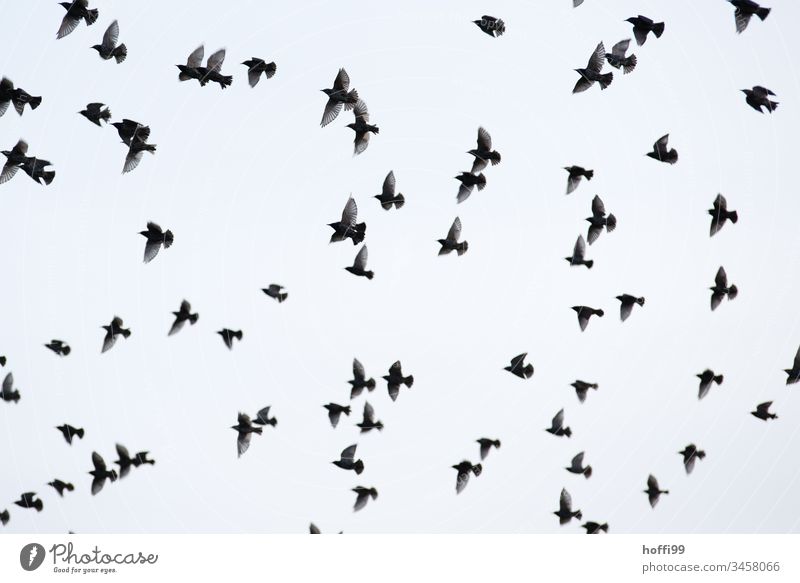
[20,543,46,571]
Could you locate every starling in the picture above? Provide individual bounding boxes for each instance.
[453,461,482,494]
[564,165,593,195]
[112,119,156,173]
[48,479,75,497]
[455,172,487,203]
[468,127,501,173]
[438,217,469,256]
[324,403,351,428]
[356,401,383,433]
[645,474,668,508]
[751,401,777,421]
[345,245,373,279]
[565,235,593,268]
[91,20,126,63]
[57,0,99,39]
[45,339,71,356]
[329,196,366,244]
[321,68,359,127]
[566,452,592,478]
[626,15,665,46]
[784,345,800,384]
[333,444,364,474]
[586,195,616,244]
[7,83,42,117]
[473,15,505,38]
[0,509,8,526]
[605,39,637,74]
[729,0,771,34]
[709,194,738,236]
[571,380,598,403]
[253,406,278,427]
[262,284,288,303]
[374,171,405,210]
[20,155,56,185]
[347,100,379,156]
[710,266,738,311]
[572,306,604,332]
[241,58,276,87]
[101,317,130,353]
[14,492,43,512]
[56,424,84,444]
[383,361,414,402]
[616,294,645,322]
[554,488,582,525]
[504,353,534,379]
[742,86,778,113]
[679,444,706,475]
[647,134,678,164]
[79,102,111,126]
[89,452,118,495]
[352,486,378,511]
[231,413,262,458]
[477,438,501,460]
[1,372,20,403]
[697,369,724,400]
[546,409,572,438]
[217,329,243,350]
[139,222,173,264]
[195,49,233,89]
[349,358,376,399]
[573,42,613,93]
[582,522,608,534]
[168,300,199,336]
[132,452,155,467]
[0,139,28,185]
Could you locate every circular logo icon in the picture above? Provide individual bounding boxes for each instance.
[20,543,46,571]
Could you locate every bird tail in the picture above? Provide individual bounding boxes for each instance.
[278,292,288,302]
[85,9,99,25]
[189,313,199,325]
[490,152,501,165]
[234,330,243,341]
[564,427,572,438]
[342,406,352,416]
[100,108,111,122]
[598,523,609,533]
[494,440,501,448]
[394,194,405,209]
[584,170,594,181]
[728,285,738,301]
[42,171,56,185]
[114,44,128,64]
[62,345,72,355]
[575,510,583,520]
[714,374,724,385]
[365,271,374,280]
[0,356,5,366]
[220,75,233,88]
[636,297,645,306]
[472,464,483,477]
[697,451,707,460]
[584,260,593,269]
[770,413,778,420]
[76,428,85,439]
[757,7,771,21]
[623,55,637,74]
[34,499,43,512]
[653,22,665,37]
[354,460,364,475]
[598,72,613,89]
[457,241,469,256]
[475,173,487,191]
[595,309,605,317]
[584,466,592,479]
[366,378,376,390]
[376,422,384,432]
[606,213,617,232]
[66,483,75,492]
[345,90,359,108]
[144,143,157,153]
[729,210,739,224]
[28,96,42,110]
[252,426,263,435]
[268,418,277,427]
[164,230,174,248]
[404,375,414,388]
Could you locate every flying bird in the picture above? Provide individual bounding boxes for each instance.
[477,438,501,460]
[645,474,668,508]
[572,306,604,331]
[546,409,572,438]
[79,102,111,126]
[728,0,771,34]
[253,406,278,427]
[438,217,469,256]
[751,401,777,421]
[321,68,359,127]
[241,58,276,87]
[374,171,405,210]
[168,300,199,336]
[742,86,778,113]
[0,77,41,117]
[710,266,738,311]
[356,401,383,433]
[349,358,376,399]
[0,509,8,526]
[347,100,379,156]
[352,486,378,511]
[709,194,738,236]
[582,522,608,534]
[139,222,173,263]
[231,413,262,458]
[345,245,373,279]
[565,235,593,268]
[112,119,156,173]
[195,48,233,89]
[678,444,706,475]
[468,127,501,173]
[20,155,56,185]
[564,166,593,195]
[605,39,637,74]
[324,403,351,429]
[14,492,43,512]
[262,284,288,303]
[114,443,155,478]
[554,488,582,525]
[1,372,20,403]
[586,195,616,244]
[91,20,126,63]
[571,380,598,403]
[56,424,84,444]
[573,42,613,93]
[309,523,320,534]
[333,444,364,474]
[453,461,482,494]
[455,172,486,203]
[697,369,724,400]
[45,339,71,356]
[89,452,118,495]
[48,479,74,497]
[1,139,29,185]
[57,0,98,39]
[329,196,366,244]
[101,317,130,353]
[566,452,592,478]
[217,329,243,350]
[784,345,800,384]
[504,353,534,379]
[473,15,505,37]
[647,134,678,164]
[616,294,645,322]
[626,15,665,46]
[383,361,414,402]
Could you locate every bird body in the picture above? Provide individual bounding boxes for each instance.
[92,20,126,63]
[554,488,582,524]
[573,42,613,93]
[242,58,277,87]
[453,461,482,493]
[383,361,414,401]
[616,294,645,322]
[626,15,665,46]
[473,15,505,38]
[352,486,377,511]
[438,217,469,256]
[329,197,366,244]
[505,353,534,379]
[468,127,501,174]
[742,86,778,113]
[784,345,800,384]
[57,0,99,39]
[333,444,364,474]
[217,329,243,350]
[321,68,359,127]
[0,78,42,117]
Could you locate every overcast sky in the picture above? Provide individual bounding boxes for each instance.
[1,0,799,534]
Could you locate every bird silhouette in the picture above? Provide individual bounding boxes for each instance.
[751,401,777,421]
[742,86,778,113]
[347,100,379,156]
[546,409,572,438]
[14,492,43,512]
[626,15,665,46]
[356,401,383,433]
[438,217,469,256]
[345,245,373,279]
[572,306,604,331]
[709,194,738,236]
[139,222,173,263]
[0,77,41,117]
[241,58,276,87]
[262,284,288,303]
[505,353,534,379]
[679,444,706,475]
[571,380,598,403]
[89,452,117,495]
[573,42,613,93]
[0,509,8,526]
[195,48,233,89]
[115,444,155,478]
[554,488,582,525]
[91,20,126,63]
[352,486,378,511]
[324,403,351,428]
[168,300,199,336]
[728,0,771,34]
[784,345,800,384]
[616,295,645,322]
[586,195,616,245]
[455,172,487,203]
[0,372,19,403]
[231,413,262,458]
[57,0,98,39]
[697,369,724,400]
[477,438,501,460]
[710,266,738,311]
[349,359,376,399]
[473,15,505,38]
[48,479,75,497]
[565,235,593,268]
[101,316,130,353]
[217,329,243,350]
[564,166,593,195]
[333,444,364,474]
[321,68,359,127]
[374,171,405,210]
[383,361,414,401]
[468,127,501,173]
[605,39,637,74]
[566,452,592,478]
[253,406,277,427]
[645,474,668,508]
[329,197,366,244]
[647,134,678,165]
[56,424,84,444]
[177,45,205,83]
[79,103,110,126]
[582,522,608,534]
[44,339,70,356]
[453,461,482,494]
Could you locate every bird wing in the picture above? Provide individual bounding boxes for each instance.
[237,432,251,457]
[757,401,772,415]
[586,225,602,246]
[715,266,728,288]
[247,67,261,88]
[123,148,144,174]
[353,130,371,156]
[13,139,29,156]
[168,318,185,336]
[101,330,117,353]
[509,353,527,369]
[86,102,104,114]
[470,157,488,174]
[654,134,670,152]
[573,235,586,259]
[341,444,357,462]
[102,20,119,51]
[327,407,341,428]
[363,401,375,423]
[619,301,633,322]
[341,197,358,226]
[587,42,606,72]
[255,407,272,425]
[238,412,252,427]
[455,470,470,494]
[333,68,350,91]
[576,308,590,331]
[353,490,369,511]
[320,99,342,127]
[143,239,161,263]
[647,474,658,491]
[479,441,490,460]
[794,345,800,370]
[456,183,474,203]
[58,14,81,39]
[187,45,205,68]
[92,451,107,472]
[0,163,19,185]
[611,39,630,57]
[206,49,226,72]
[552,409,565,430]
[566,171,581,194]
[353,245,368,270]
[91,477,105,496]
[115,443,131,462]
[571,452,585,469]
[353,100,369,124]
[684,455,696,475]
[353,358,365,381]
[382,171,396,196]
[2,372,12,392]
[447,217,462,242]
[572,76,594,94]
[476,126,492,151]
[734,9,752,34]
[560,488,573,512]
[591,195,606,217]
[710,291,724,312]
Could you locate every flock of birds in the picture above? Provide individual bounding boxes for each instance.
[0,0,789,534]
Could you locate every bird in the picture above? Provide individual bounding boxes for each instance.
[546,409,572,438]
[356,401,383,433]
[473,15,505,37]
[0,509,8,526]
[566,452,592,478]
[573,42,613,93]
[554,488,582,525]
[0,356,5,367]
[616,295,645,322]
[112,119,156,174]
[709,194,738,236]
[710,266,738,311]
[45,339,71,356]
[0,77,13,117]
[383,361,414,402]
[231,413,262,458]
[309,523,320,534]
[626,15,665,46]
[349,359,376,399]
[605,39,637,74]
[347,100,379,156]
[345,245,373,279]
[91,20,126,63]
[565,235,593,268]
[645,474,668,508]
[195,48,233,89]
[352,486,378,511]
[262,284,288,303]
[48,479,75,497]
[572,306,604,332]
[504,353,534,379]
[374,171,405,210]
[115,443,154,478]
[241,58,276,87]
[751,401,777,421]
[468,127,501,173]
[176,45,205,83]
[564,166,593,195]
[582,522,608,534]
[1,139,29,185]
[253,406,278,427]
[586,195,616,244]
[0,372,19,403]
[453,461,482,494]
[79,102,111,126]
[679,444,706,475]
[56,424,84,444]
[139,222,173,264]
[783,345,800,384]
[329,196,366,244]
[742,86,778,113]
[438,217,469,256]
[321,68,359,127]
[14,492,43,512]
[455,172,487,203]
[697,369,724,400]
[0,78,42,117]
[57,0,99,39]
[571,380,598,403]
[728,0,771,34]
[477,438,501,461]
[217,329,243,350]
[333,444,364,474]
[168,300,199,336]
[89,452,118,495]
[324,403,351,429]
[101,317,131,353]
[123,138,156,174]
[647,134,678,164]
[20,155,56,185]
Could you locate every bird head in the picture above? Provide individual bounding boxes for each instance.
[346,122,356,130]
[1,150,9,158]
[321,88,332,95]
[59,2,71,8]
[90,45,102,53]
[624,17,636,24]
